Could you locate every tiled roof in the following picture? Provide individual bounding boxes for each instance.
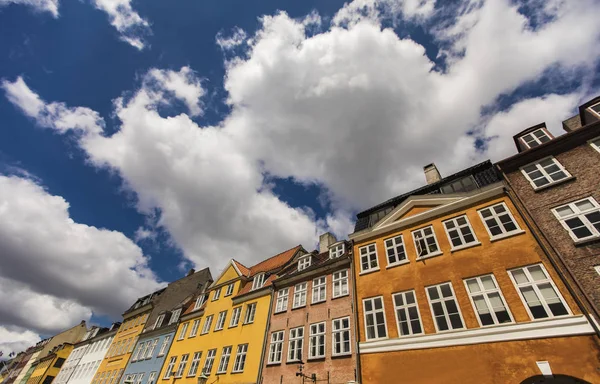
[232,260,251,277]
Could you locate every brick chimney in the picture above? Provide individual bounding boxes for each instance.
[319,232,337,253]
[187,268,195,277]
[424,163,441,184]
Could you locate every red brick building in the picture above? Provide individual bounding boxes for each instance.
[261,234,357,384]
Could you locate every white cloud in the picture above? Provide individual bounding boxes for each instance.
[91,0,150,50]
[0,326,41,359]
[216,27,248,51]
[0,0,59,17]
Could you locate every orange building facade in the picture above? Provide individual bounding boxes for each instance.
[350,162,600,383]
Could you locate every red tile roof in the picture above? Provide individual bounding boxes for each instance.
[232,260,251,277]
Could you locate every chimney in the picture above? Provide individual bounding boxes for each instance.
[187,268,195,277]
[424,163,442,184]
[319,232,337,254]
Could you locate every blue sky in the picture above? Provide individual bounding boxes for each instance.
[0,0,599,354]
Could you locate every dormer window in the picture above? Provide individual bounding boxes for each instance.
[154,314,165,329]
[329,243,345,258]
[519,128,552,149]
[168,309,181,325]
[193,295,206,310]
[298,256,311,271]
[252,273,265,290]
[587,101,600,118]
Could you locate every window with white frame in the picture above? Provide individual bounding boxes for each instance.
[169,309,181,325]
[147,372,156,384]
[464,274,512,326]
[443,215,478,249]
[201,315,213,334]
[426,283,465,332]
[212,288,221,301]
[509,264,570,319]
[520,128,552,149]
[131,343,143,362]
[214,311,227,331]
[287,327,304,362]
[229,307,242,327]
[252,273,265,290]
[244,303,257,324]
[308,322,325,359]
[189,319,200,337]
[175,354,189,377]
[163,356,176,379]
[177,322,189,340]
[216,346,232,374]
[202,349,216,375]
[384,235,407,266]
[275,288,289,313]
[312,277,327,304]
[298,256,311,271]
[552,198,600,242]
[139,340,150,359]
[521,157,571,189]
[329,243,345,258]
[478,203,521,239]
[134,373,143,384]
[293,282,307,308]
[268,331,284,364]
[232,344,248,373]
[193,295,206,310]
[145,338,158,359]
[158,336,170,356]
[412,226,441,258]
[587,102,600,118]
[225,283,235,296]
[363,296,387,340]
[590,137,600,153]
[332,317,351,356]
[359,244,379,272]
[187,352,202,377]
[332,270,349,298]
[154,314,165,330]
[392,290,423,336]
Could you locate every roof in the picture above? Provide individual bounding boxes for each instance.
[277,244,350,280]
[579,95,600,126]
[232,260,250,277]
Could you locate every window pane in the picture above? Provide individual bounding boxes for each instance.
[466,279,480,293]
[575,200,594,211]
[440,284,452,298]
[427,287,439,300]
[521,286,548,319]
[480,276,496,290]
[528,265,547,281]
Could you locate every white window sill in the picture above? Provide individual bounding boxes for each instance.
[415,250,443,261]
[433,326,466,334]
[450,242,482,253]
[532,176,575,192]
[287,359,301,363]
[359,268,380,276]
[365,336,389,342]
[386,260,410,269]
[266,362,281,366]
[307,356,325,361]
[332,293,349,300]
[311,299,326,305]
[489,230,526,242]
[292,305,306,310]
[332,352,352,357]
[573,235,600,246]
[274,309,287,314]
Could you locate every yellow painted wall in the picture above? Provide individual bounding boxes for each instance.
[26,344,74,384]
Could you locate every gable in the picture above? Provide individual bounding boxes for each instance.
[397,204,443,220]
[373,196,463,230]
[213,263,241,286]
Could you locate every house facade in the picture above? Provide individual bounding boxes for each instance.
[26,343,73,384]
[350,161,600,383]
[496,96,600,327]
[261,234,357,384]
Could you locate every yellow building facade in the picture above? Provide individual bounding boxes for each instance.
[26,343,73,384]
[159,246,304,384]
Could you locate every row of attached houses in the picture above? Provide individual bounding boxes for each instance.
[3,96,600,384]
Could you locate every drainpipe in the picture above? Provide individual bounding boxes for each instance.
[256,282,276,384]
[348,243,363,384]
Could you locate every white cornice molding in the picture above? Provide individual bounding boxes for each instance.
[359,316,594,354]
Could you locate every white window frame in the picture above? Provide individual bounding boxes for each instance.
[232,344,248,373]
[174,354,189,378]
[187,352,202,377]
[298,256,311,271]
[243,303,257,324]
[332,317,351,356]
[134,373,143,384]
[153,314,165,330]
[216,346,232,374]
[519,128,552,149]
[332,270,349,298]
[287,327,304,362]
[412,225,442,259]
[225,283,235,297]
[214,311,227,331]
[169,309,181,325]
[229,307,242,327]
[157,336,170,357]
[147,372,156,384]
[267,331,284,364]
[520,156,571,190]
[308,322,326,360]
[311,276,327,304]
[362,296,388,341]
[478,202,523,240]
[252,273,265,290]
[392,290,424,337]
[587,102,600,118]
[177,322,189,340]
[589,136,600,153]
[202,349,216,375]
[359,243,379,274]
[275,288,289,313]
[189,319,200,338]
[329,243,345,259]
[201,315,213,335]
[426,282,465,333]
[145,338,158,359]
[163,356,176,379]
[442,215,480,251]
[384,235,408,267]
[293,282,307,308]
[193,295,206,310]
[552,197,600,243]
[131,343,143,362]
[212,288,221,301]
[463,274,514,327]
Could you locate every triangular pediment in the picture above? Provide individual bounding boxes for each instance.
[372,195,464,231]
[211,260,243,287]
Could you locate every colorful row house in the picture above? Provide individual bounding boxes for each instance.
[25,344,73,384]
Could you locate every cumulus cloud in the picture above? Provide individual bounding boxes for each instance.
[0,0,59,17]
[216,27,248,51]
[90,0,150,50]
[0,326,41,359]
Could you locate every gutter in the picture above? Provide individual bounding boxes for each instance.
[349,241,362,384]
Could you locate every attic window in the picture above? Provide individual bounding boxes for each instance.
[440,175,477,194]
[298,256,311,271]
[520,128,552,149]
[193,295,206,310]
[252,273,266,290]
[169,309,181,325]
[588,102,600,117]
[154,314,165,329]
[329,243,345,258]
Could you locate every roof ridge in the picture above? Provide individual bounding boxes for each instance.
[248,244,302,270]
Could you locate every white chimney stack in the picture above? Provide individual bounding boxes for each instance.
[424,163,442,184]
[319,232,337,253]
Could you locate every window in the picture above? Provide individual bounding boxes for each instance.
[359,243,379,273]
[229,307,242,327]
[332,270,349,298]
[520,128,552,149]
[268,331,284,364]
[189,320,200,337]
[193,295,206,310]
[308,322,325,359]
[440,175,478,194]
[287,327,304,362]
[275,288,289,313]
[201,315,213,334]
[329,243,345,258]
[509,264,570,319]
[202,349,216,375]
[590,137,600,153]
[216,346,232,374]
[552,198,600,242]
[139,341,150,359]
[412,226,441,258]
[145,339,158,359]
[464,275,512,326]
[244,303,257,324]
[175,354,188,378]
[134,373,143,384]
[443,215,478,250]
[225,283,235,296]
[384,235,407,266]
[214,311,227,331]
[187,352,202,377]
[392,290,423,336]
[169,309,181,325]
[154,314,165,330]
[588,102,600,117]
[478,203,521,239]
[212,288,221,301]
[426,283,465,332]
[363,296,387,340]
[293,283,307,308]
[298,256,311,271]
[163,356,176,379]
[521,157,571,189]
[232,344,248,373]
[312,277,327,304]
[147,372,156,384]
[158,336,170,356]
[131,343,143,361]
[252,273,265,290]
[595,265,600,276]
[332,317,351,356]
[177,323,189,340]
[53,358,65,368]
